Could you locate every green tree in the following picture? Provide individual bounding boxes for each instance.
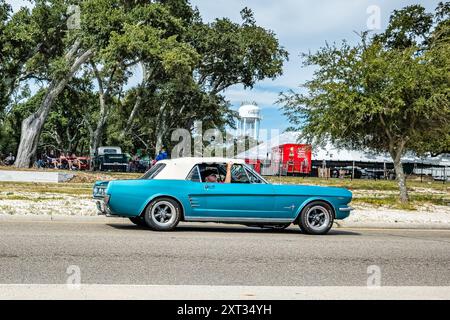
[40,80,96,155]
[10,0,94,167]
[6,0,287,164]
[281,4,450,203]
[116,6,288,156]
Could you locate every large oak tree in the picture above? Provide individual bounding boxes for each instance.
[281,4,450,203]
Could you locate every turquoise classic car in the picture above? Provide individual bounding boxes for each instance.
[93,157,353,235]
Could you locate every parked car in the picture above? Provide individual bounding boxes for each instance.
[93,157,353,235]
[360,168,395,180]
[331,166,363,179]
[94,146,128,172]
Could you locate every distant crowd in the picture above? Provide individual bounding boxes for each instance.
[35,153,89,170]
[0,149,169,172]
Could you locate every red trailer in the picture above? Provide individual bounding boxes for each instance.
[244,158,261,174]
[270,144,312,175]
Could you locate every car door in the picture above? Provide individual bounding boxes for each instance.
[202,163,276,219]
[184,165,210,217]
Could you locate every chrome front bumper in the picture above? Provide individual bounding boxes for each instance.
[95,198,112,216]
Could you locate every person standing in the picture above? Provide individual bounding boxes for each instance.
[155,148,168,162]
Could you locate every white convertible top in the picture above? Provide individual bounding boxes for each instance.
[153,157,245,180]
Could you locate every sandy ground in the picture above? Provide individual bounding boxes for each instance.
[0,192,94,216]
[341,204,450,228]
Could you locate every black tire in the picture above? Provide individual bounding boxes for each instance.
[129,216,147,227]
[144,197,181,231]
[298,201,334,235]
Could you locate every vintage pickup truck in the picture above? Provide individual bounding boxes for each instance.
[93,146,128,172]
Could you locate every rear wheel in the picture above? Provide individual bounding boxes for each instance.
[129,216,146,227]
[144,197,181,231]
[298,201,334,235]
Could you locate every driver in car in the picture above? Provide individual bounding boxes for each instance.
[205,162,232,183]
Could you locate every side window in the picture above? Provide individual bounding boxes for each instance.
[199,164,223,182]
[186,165,201,182]
[141,163,166,179]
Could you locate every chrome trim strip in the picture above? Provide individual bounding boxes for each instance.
[188,196,200,208]
[339,206,354,212]
[196,165,202,182]
[185,216,293,223]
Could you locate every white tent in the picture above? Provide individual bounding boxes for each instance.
[236,131,449,165]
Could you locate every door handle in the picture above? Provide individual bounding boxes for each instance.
[204,184,215,189]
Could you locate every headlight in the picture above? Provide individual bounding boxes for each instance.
[94,187,106,197]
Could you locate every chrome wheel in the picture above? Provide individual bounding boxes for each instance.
[305,205,330,232]
[151,201,176,227]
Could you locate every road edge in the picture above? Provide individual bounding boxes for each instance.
[0,214,449,230]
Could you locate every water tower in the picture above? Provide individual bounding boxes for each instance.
[238,102,262,141]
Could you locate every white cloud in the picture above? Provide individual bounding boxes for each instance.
[7,0,31,12]
[224,86,281,108]
[192,0,441,129]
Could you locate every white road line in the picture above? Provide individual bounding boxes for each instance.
[1,285,449,300]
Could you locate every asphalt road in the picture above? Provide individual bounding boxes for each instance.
[0,219,449,286]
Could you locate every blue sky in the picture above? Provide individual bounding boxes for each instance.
[8,0,441,131]
[190,0,441,131]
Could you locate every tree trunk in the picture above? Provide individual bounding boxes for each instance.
[393,157,408,203]
[87,100,108,170]
[14,115,44,167]
[154,102,167,156]
[155,131,164,156]
[14,45,93,168]
[87,62,116,170]
[380,114,409,203]
[121,63,151,139]
[389,145,409,203]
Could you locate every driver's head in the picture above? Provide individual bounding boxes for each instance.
[204,169,218,182]
[205,173,218,182]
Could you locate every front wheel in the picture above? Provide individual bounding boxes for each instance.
[144,197,181,231]
[298,201,334,235]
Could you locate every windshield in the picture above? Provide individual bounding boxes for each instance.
[243,164,269,184]
[141,163,166,179]
[103,149,118,154]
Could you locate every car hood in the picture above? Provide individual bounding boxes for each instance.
[94,180,110,188]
